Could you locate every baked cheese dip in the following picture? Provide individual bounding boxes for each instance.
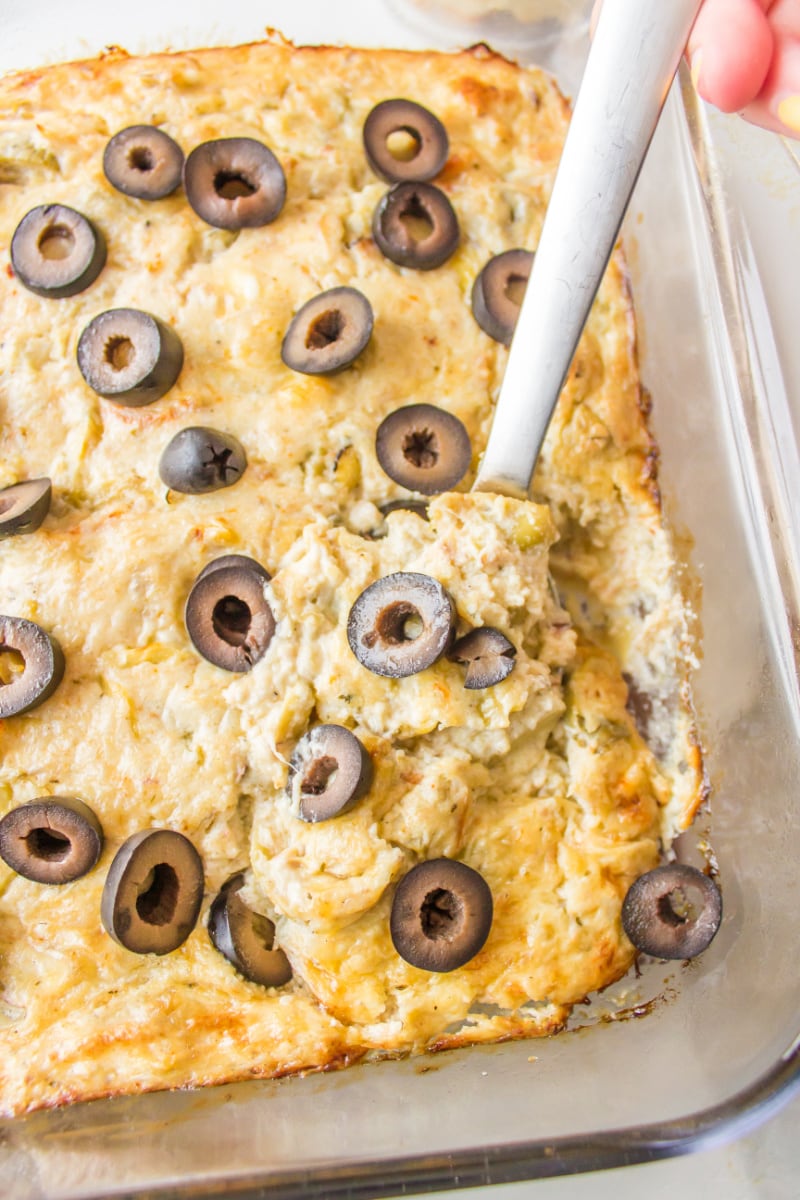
[0,38,713,1116]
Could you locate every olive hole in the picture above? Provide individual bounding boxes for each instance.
[104,335,135,371]
[212,595,252,646]
[0,498,14,515]
[386,126,422,162]
[399,194,435,242]
[214,170,257,199]
[420,887,462,941]
[657,887,698,927]
[0,646,26,686]
[504,273,528,307]
[301,754,339,795]
[402,427,439,469]
[250,910,276,951]
[377,601,424,645]
[38,224,75,261]
[205,445,236,482]
[129,146,155,172]
[306,309,345,350]
[136,862,179,926]
[403,614,424,640]
[26,827,71,862]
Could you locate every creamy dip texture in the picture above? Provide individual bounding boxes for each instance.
[0,39,703,1115]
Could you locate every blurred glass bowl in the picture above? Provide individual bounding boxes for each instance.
[384,0,593,84]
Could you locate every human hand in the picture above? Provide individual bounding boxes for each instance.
[689,0,800,136]
[592,0,800,139]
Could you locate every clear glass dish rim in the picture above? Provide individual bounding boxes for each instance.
[98,1047,800,1199]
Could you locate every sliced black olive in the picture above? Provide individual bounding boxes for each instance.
[289,725,373,823]
[77,309,183,407]
[196,554,270,583]
[448,627,517,689]
[623,672,654,743]
[185,561,275,673]
[101,829,204,955]
[0,478,51,539]
[390,858,493,972]
[347,572,455,678]
[103,125,184,200]
[10,203,106,298]
[0,616,64,718]
[621,864,722,960]
[0,796,103,884]
[376,403,471,495]
[208,873,292,987]
[159,427,247,494]
[372,182,459,270]
[471,249,534,345]
[380,499,430,521]
[281,287,374,376]
[360,500,430,542]
[363,98,449,183]
[183,137,286,230]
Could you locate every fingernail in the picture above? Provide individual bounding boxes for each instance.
[776,95,800,134]
[689,48,703,93]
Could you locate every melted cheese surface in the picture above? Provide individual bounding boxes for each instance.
[0,40,701,1115]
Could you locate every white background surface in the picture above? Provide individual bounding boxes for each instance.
[1,0,798,1195]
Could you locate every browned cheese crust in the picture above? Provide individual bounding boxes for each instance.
[0,38,703,1116]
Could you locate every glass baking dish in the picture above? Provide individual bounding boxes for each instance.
[1,2,799,1196]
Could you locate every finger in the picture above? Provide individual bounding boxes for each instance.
[688,0,775,112]
[740,30,800,136]
[766,0,800,38]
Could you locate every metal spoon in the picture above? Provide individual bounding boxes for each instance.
[473,0,704,498]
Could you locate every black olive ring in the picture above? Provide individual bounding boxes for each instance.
[103,125,184,200]
[471,249,534,345]
[281,287,374,376]
[0,796,103,884]
[289,724,373,822]
[0,479,52,540]
[363,98,449,183]
[390,857,493,972]
[372,182,459,271]
[10,203,106,298]
[208,873,293,988]
[0,615,64,718]
[183,137,286,230]
[347,572,455,678]
[159,426,247,495]
[101,829,204,956]
[375,403,472,495]
[185,559,275,673]
[77,308,184,407]
[621,863,722,960]
[448,626,517,689]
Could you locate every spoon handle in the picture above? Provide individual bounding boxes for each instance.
[473,0,704,498]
